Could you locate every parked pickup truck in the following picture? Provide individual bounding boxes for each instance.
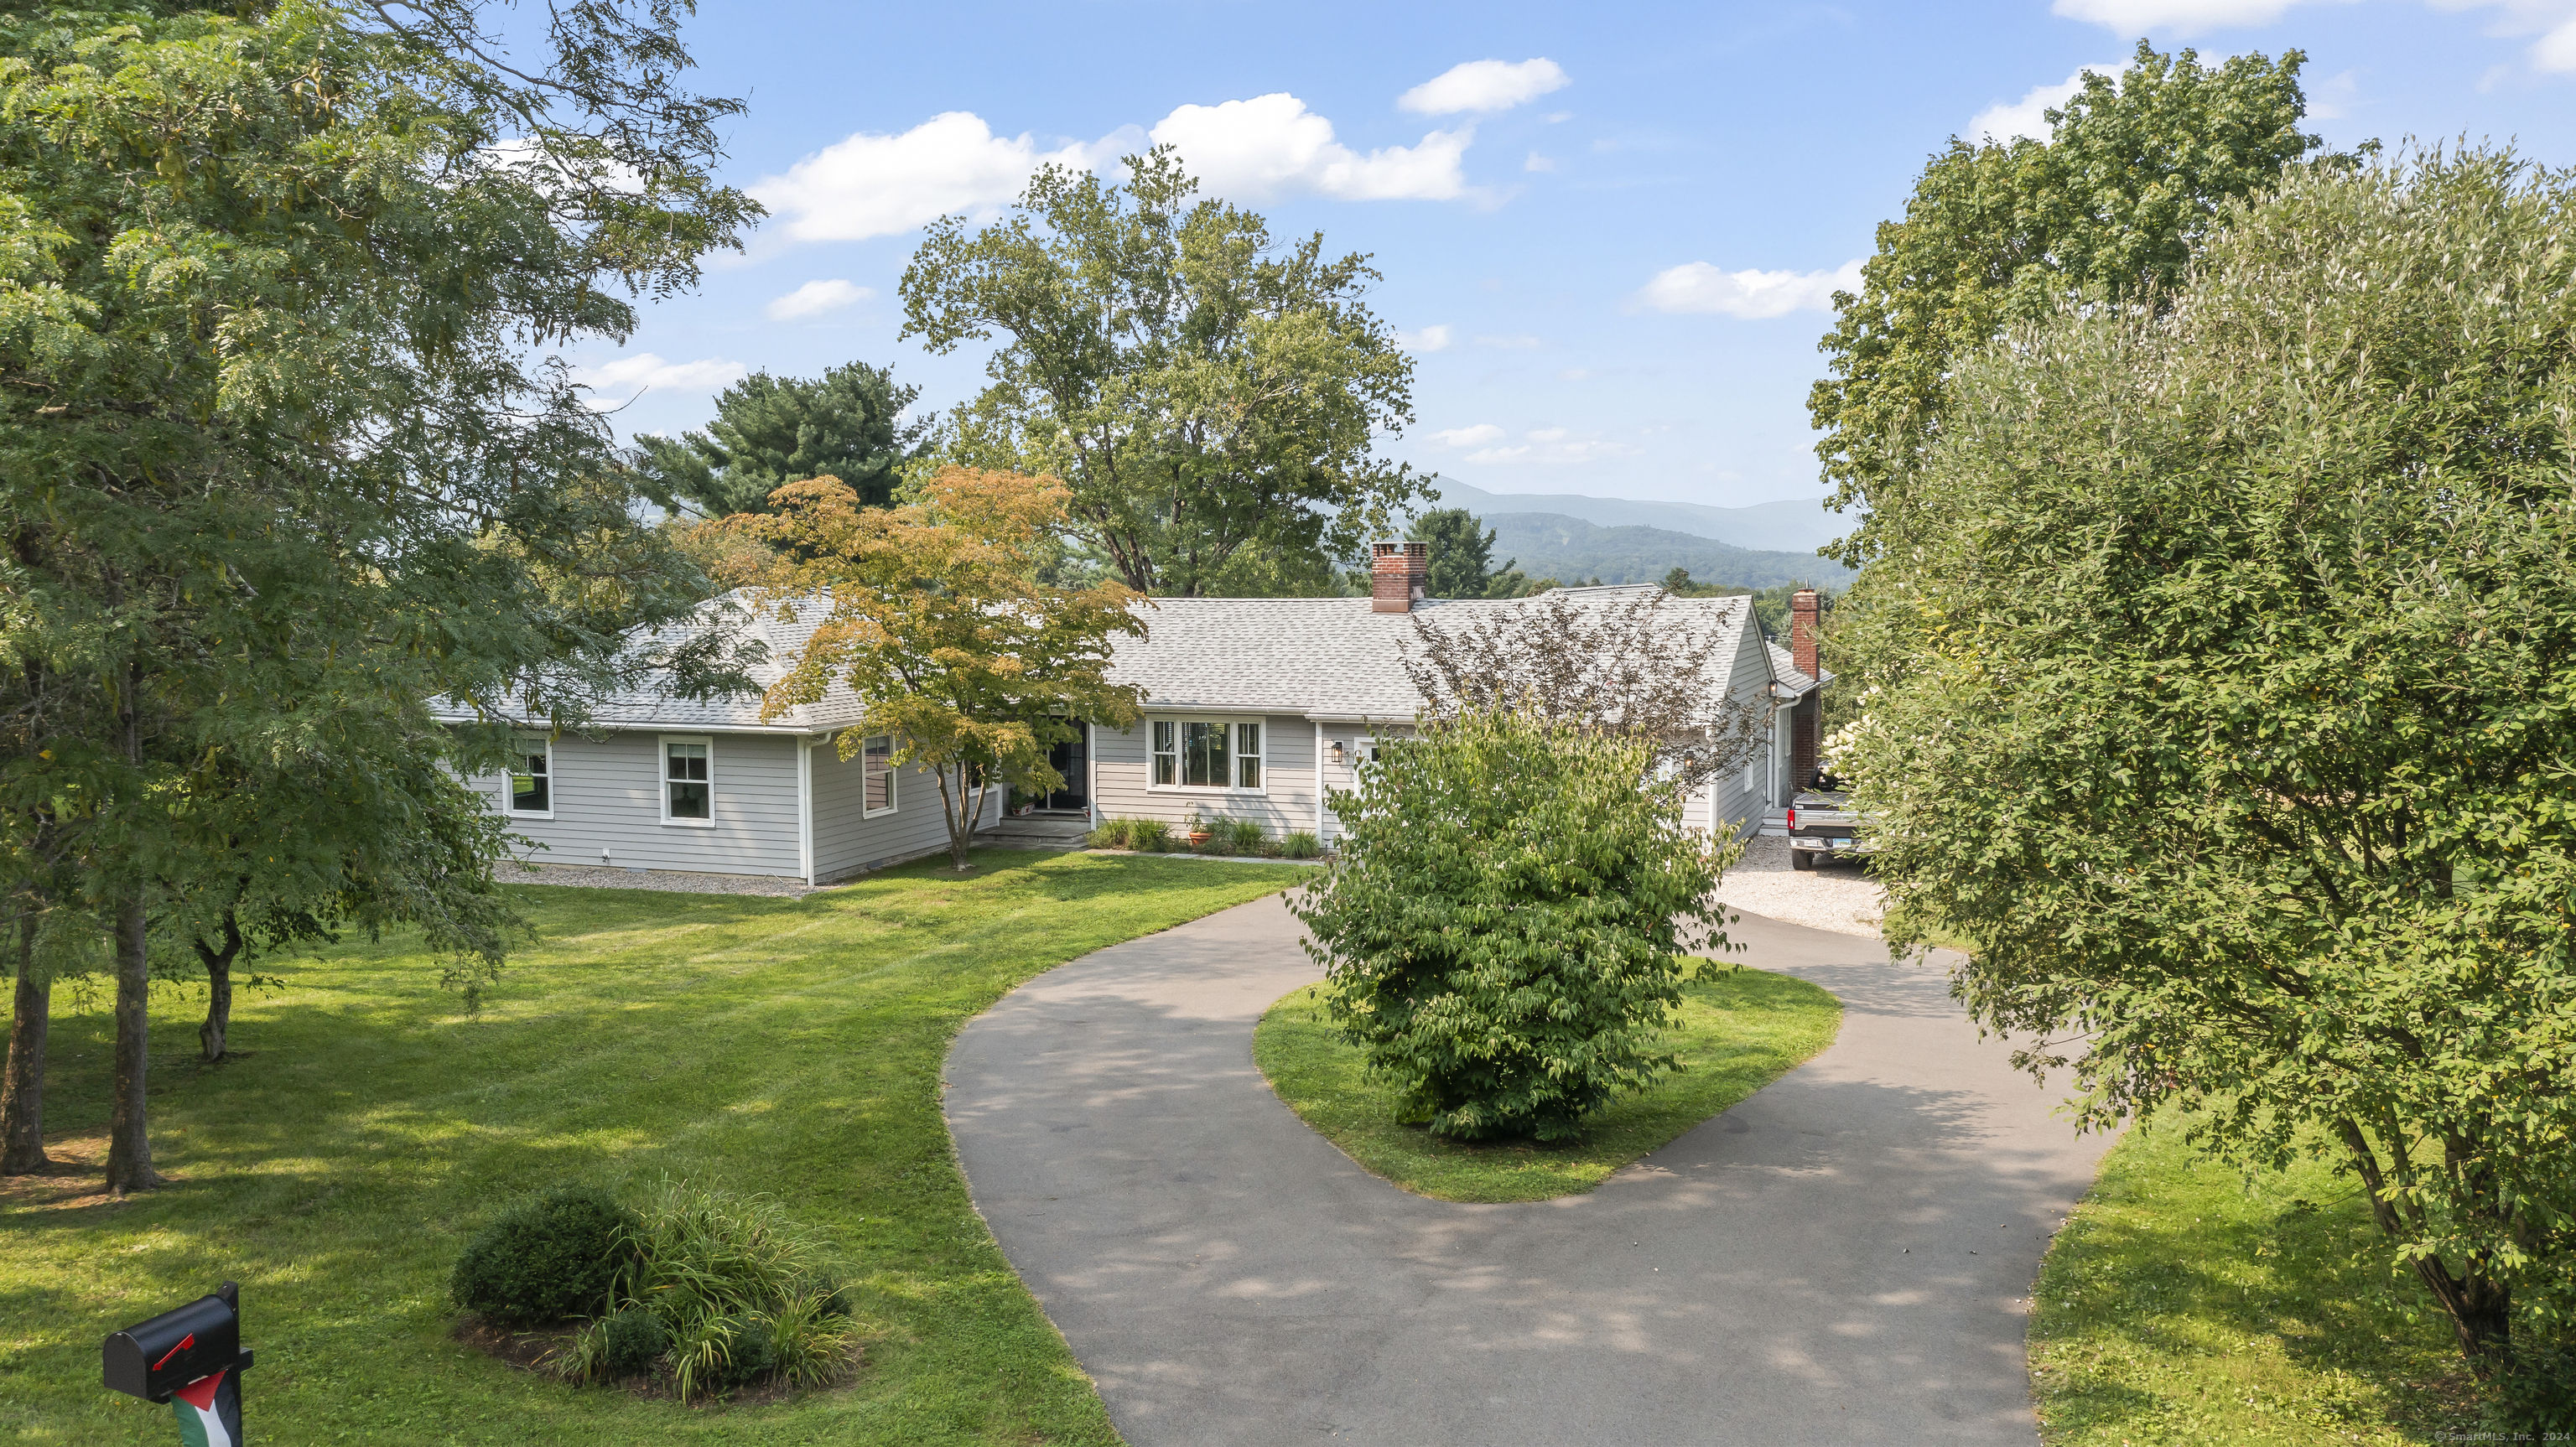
[1786,785,1872,871]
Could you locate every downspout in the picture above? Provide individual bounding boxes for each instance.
[1313,720,1327,847]
[797,734,817,884]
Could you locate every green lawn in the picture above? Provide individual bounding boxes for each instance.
[0,849,1309,1444]
[2030,1119,2480,1445]
[1252,963,1841,1203]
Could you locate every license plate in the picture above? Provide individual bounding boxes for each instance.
[1828,839,1852,849]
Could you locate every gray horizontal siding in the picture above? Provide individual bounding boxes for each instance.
[1094,713,1322,841]
[810,734,998,881]
[480,731,802,877]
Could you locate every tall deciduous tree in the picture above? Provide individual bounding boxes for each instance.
[900,148,1427,596]
[1405,507,1527,599]
[736,468,1147,871]
[1808,41,2329,568]
[636,361,922,517]
[0,0,755,1191]
[1839,149,2576,1402]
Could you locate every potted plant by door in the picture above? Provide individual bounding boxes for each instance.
[1183,806,1212,848]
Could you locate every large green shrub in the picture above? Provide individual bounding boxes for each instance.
[450,1186,639,1326]
[1291,708,1730,1141]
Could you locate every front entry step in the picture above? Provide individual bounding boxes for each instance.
[977,815,1093,849]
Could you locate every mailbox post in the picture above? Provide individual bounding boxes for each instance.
[101,1282,254,1446]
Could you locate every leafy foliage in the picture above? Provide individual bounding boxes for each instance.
[450,1185,641,1327]
[1405,507,1528,599]
[0,0,758,1187]
[562,1179,857,1402]
[901,148,1428,595]
[636,361,923,517]
[730,467,1147,870]
[1836,148,2576,1394]
[1292,708,1730,1141]
[1809,41,2329,568]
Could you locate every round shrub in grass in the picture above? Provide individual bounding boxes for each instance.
[1291,708,1729,1142]
[451,1185,640,1325]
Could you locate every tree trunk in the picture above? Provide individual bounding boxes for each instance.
[196,912,242,1063]
[102,888,161,1193]
[937,763,976,871]
[0,915,52,1175]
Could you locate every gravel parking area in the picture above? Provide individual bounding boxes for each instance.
[503,862,818,898]
[1715,833,1885,939]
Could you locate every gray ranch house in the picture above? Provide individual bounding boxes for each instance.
[445,543,1829,885]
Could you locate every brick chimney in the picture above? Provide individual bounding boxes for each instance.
[1789,588,1821,790]
[1371,540,1428,614]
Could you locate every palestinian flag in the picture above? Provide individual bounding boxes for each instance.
[169,1369,242,1447]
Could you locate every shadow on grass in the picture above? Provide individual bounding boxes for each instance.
[2031,1123,2475,1445]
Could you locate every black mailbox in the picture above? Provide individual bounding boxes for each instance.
[102,1283,241,1403]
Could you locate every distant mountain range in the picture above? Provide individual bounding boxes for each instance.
[1431,480,1849,557]
[1488,513,1851,591]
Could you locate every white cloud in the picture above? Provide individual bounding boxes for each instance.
[1150,93,1471,201]
[1398,58,1571,115]
[1639,259,1864,319]
[2433,1,2576,73]
[764,279,872,322]
[1524,151,1557,173]
[752,112,1104,243]
[2050,0,2316,28]
[573,353,747,408]
[1969,64,2123,143]
[2309,67,2360,118]
[1430,423,1505,447]
[1463,431,1641,466]
[1397,324,1454,352]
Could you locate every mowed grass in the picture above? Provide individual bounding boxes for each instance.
[0,849,1310,1445]
[1253,963,1840,1203]
[2031,1119,2480,1445]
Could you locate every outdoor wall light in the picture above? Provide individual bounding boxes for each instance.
[1329,740,1346,765]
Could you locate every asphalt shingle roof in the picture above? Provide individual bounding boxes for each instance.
[1108,586,1759,720]
[437,585,1774,733]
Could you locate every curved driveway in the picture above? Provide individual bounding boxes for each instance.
[943,895,2112,1445]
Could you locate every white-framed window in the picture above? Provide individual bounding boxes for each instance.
[506,737,553,817]
[863,734,897,817]
[661,735,713,826]
[1150,718,1265,791]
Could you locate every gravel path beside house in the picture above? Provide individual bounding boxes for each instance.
[945,895,2108,1446]
[1717,832,1888,939]
[502,862,819,898]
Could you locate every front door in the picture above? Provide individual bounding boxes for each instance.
[1042,724,1088,812]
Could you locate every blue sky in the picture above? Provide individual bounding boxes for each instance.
[576,0,2576,511]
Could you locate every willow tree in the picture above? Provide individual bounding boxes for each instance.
[0,1,755,1190]
[1840,149,2576,1409]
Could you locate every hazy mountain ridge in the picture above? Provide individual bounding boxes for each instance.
[1430,480,1846,555]
[1488,512,1850,591]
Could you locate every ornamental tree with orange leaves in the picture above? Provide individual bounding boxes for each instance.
[733,468,1147,870]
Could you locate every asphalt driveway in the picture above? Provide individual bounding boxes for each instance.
[942,894,2112,1445]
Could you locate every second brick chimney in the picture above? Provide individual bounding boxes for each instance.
[1372,540,1428,613]
[1789,588,1822,790]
